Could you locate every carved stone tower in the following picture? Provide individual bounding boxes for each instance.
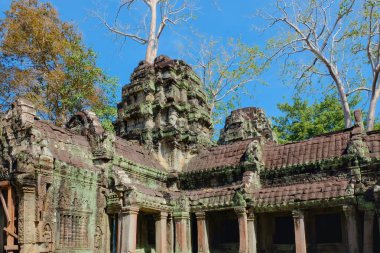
[115,56,212,170]
[218,107,276,144]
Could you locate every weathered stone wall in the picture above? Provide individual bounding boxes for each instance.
[0,99,109,253]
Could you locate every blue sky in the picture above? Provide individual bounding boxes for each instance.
[0,0,291,119]
[1,0,377,129]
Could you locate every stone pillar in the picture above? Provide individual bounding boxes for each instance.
[247,210,257,253]
[19,186,37,253]
[156,212,168,253]
[292,210,307,253]
[343,205,359,253]
[195,212,209,253]
[120,206,139,253]
[363,210,375,253]
[186,218,191,253]
[168,214,174,253]
[173,212,190,253]
[235,208,248,253]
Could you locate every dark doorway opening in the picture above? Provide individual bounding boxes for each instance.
[191,213,198,253]
[109,215,118,253]
[137,213,156,253]
[315,213,342,243]
[273,216,295,245]
[207,210,239,253]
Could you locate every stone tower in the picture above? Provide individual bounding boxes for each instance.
[115,56,212,170]
[218,107,276,144]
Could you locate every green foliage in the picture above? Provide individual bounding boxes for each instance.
[273,94,360,143]
[194,39,266,131]
[0,0,117,130]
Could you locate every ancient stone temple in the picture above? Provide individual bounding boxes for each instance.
[0,56,380,253]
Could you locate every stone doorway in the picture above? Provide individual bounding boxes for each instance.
[137,212,156,253]
[207,210,239,253]
[191,213,198,253]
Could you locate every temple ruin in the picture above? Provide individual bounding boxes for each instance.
[0,56,379,253]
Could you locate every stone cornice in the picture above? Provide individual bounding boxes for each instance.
[113,155,168,181]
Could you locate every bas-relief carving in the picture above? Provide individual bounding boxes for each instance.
[94,226,103,252]
[244,140,264,170]
[42,224,53,252]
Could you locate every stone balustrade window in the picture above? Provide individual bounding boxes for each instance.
[59,213,89,249]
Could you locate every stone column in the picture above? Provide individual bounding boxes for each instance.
[363,210,375,253]
[186,218,191,253]
[156,212,168,253]
[247,211,257,253]
[235,208,248,253]
[173,212,190,253]
[292,210,307,253]
[19,186,37,253]
[195,212,209,253]
[120,206,139,253]
[168,214,174,253]
[343,205,359,253]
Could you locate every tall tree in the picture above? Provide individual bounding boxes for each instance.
[273,94,361,143]
[97,0,192,64]
[263,0,379,130]
[0,0,117,128]
[191,39,265,127]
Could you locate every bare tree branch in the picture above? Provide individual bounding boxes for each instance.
[346,87,372,96]
[95,12,148,44]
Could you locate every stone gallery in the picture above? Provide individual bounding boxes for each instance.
[0,56,379,253]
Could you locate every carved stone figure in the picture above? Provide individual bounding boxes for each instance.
[94,226,103,251]
[244,140,264,170]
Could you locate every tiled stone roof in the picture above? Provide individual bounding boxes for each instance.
[251,179,351,207]
[184,139,253,171]
[114,137,165,171]
[35,120,93,169]
[183,126,380,172]
[263,129,352,169]
[34,120,165,171]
